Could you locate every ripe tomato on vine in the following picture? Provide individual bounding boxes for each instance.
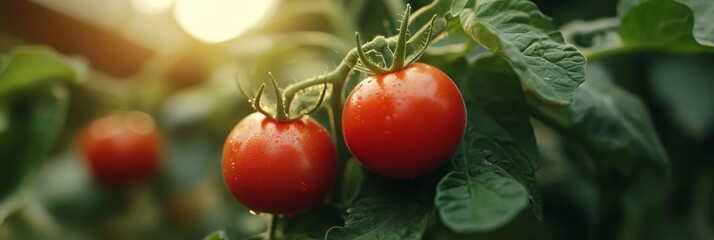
[222,112,336,214]
[342,62,466,178]
[341,5,465,178]
[221,75,336,215]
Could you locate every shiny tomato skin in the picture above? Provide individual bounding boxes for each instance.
[222,112,337,215]
[79,111,162,186]
[342,63,466,178]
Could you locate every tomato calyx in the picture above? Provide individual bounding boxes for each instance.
[355,4,436,75]
[238,73,328,122]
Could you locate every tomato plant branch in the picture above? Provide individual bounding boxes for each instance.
[241,73,328,122]
[266,214,279,240]
[282,0,448,108]
[584,42,714,62]
[277,0,449,206]
[583,43,648,62]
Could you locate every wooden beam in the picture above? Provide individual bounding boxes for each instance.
[0,0,155,77]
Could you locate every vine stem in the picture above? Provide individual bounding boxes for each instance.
[282,0,448,107]
[279,0,449,206]
[584,42,714,62]
[267,214,279,240]
[583,43,647,62]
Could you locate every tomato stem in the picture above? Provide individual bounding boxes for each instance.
[265,1,447,206]
[390,4,411,72]
[375,36,394,64]
[251,83,274,120]
[245,73,328,123]
[351,4,435,76]
[266,214,279,240]
[282,8,442,108]
[355,32,390,74]
[405,14,437,65]
[325,79,351,206]
[268,73,287,121]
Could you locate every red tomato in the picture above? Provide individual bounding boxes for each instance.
[79,111,162,186]
[222,112,336,214]
[342,63,466,178]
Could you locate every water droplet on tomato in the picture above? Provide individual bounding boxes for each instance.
[300,182,309,192]
[385,116,391,121]
[385,131,390,135]
[249,210,261,215]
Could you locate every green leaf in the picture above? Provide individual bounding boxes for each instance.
[571,64,668,170]
[408,0,465,33]
[466,55,542,219]
[447,0,469,18]
[467,55,539,170]
[560,18,621,52]
[203,230,228,240]
[0,46,80,97]
[617,0,647,16]
[619,0,710,54]
[0,82,70,223]
[583,0,714,61]
[435,54,541,233]
[459,0,587,104]
[620,0,714,47]
[650,55,714,138]
[436,165,528,232]
[527,63,671,239]
[530,63,669,172]
[678,0,714,46]
[325,171,434,240]
[0,46,77,224]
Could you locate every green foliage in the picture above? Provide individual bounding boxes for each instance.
[576,0,714,61]
[620,0,714,47]
[4,0,713,239]
[326,172,435,240]
[571,65,668,170]
[459,0,587,104]
[0,47,79,97]
[532,63,668,171]
[203,230,228,240]
[436,156,529,232]
[650,56,714,138]
[0,83,70,223]
[620,0,707,54]
[678,0,714,46]
[463,55,542,218]
[529,63,670,238]
[434,54,542,233]
[0,47,79,224]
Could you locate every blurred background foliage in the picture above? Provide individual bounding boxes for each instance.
[0,0,712,239]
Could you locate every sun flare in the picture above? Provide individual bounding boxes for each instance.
[174,0,276,43]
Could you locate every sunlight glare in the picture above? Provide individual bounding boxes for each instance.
[131,0,176,15]
[174,0,276,43]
